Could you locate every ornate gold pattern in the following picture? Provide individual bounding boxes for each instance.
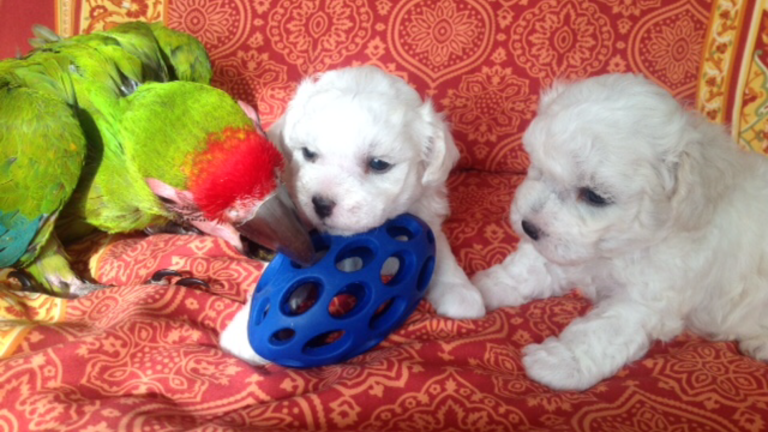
[267,0,373,75]
[630,1,709,96]
[389,0,494,88]
[696,0,748,123]
[510,0,614,84]
[441,66,537,143]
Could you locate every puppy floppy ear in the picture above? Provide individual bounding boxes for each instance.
[270,72,327,159]
[665,116,732,231]
[419,100,460,186]
[266,114,290,161]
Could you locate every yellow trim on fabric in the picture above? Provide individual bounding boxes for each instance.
[732,0,767,140]
[0,326,31,358]
[55,0,76,38]
[87,235,119,282]
[725,1,750,123]
[79,0,166,33]
[0,292,67,358]
[161,0,169,24]
[696,0,719,119]
[697,0,749,124]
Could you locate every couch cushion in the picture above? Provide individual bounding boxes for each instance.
[3,203,768,431]
[444,170,522,274]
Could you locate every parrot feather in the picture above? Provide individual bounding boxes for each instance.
[0,22,310,296]
[0,84,88,295]
[148,22,212,84]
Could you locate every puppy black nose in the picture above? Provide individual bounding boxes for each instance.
[312,195,336,219]
[521,220,541,241]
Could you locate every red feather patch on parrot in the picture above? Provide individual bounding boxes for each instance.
[187,128,284,221]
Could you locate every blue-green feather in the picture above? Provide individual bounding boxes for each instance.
[0,210,42,267]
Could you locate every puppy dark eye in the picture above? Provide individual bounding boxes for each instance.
[301,147,317,162]
[579,187,610,207]
[368,158,393,173]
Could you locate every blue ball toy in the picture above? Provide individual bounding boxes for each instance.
[247,213,436,368]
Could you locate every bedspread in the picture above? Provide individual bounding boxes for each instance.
[3,172,768,431]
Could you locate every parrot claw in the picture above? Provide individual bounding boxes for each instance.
[176,277,210,289]
[8,270,35,290]
[147,269,183,284]
[147,269,210,289]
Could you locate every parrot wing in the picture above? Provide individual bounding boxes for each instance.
[4,55,79,105]
[101,21,169,83]
[149,22,212,84]
[29,21,211,86]
[0,85,86,269]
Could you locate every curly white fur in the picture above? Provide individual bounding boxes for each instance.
[472,73,768,391]
[220,66,485,366]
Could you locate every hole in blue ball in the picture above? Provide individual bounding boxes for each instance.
[282,280,320,316]
[381,255,402,285]
[328,282,366,318]
[387,223,417,241]
[337,256,364,272]
[335,242,375,273]
[270,328,295,345]
[382,252,415,287]
[369,296,407,332]
[417,256,435,292]
[303,330,345,352]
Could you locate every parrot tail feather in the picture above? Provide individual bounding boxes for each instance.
[65,283,111,299]
[5,269,108,299]
[29,24,61,47]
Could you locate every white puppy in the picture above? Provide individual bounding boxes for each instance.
[273,66,485,318]
[472,73,768,391]
[220,65,485,366]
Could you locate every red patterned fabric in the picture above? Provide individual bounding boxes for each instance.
[0,2,52,60]
[3,173,768,431]
[201,0,711,173]
[3,0,768,430]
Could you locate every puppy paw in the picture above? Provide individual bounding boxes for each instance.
[219,306,270,367]
[522,337,602,391]
[471,268,526,309]
[739,337,768,361]
[430,282,486,319]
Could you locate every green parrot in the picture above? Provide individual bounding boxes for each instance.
[76,80,310,248]
[11,45,146,250]
[29,20,212,85]
[30,21,168,84]
[61,81,313,295]
[0,60,89,297]
[0,27,149,297]
[1,23,313,297]
[2,79,313,297]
